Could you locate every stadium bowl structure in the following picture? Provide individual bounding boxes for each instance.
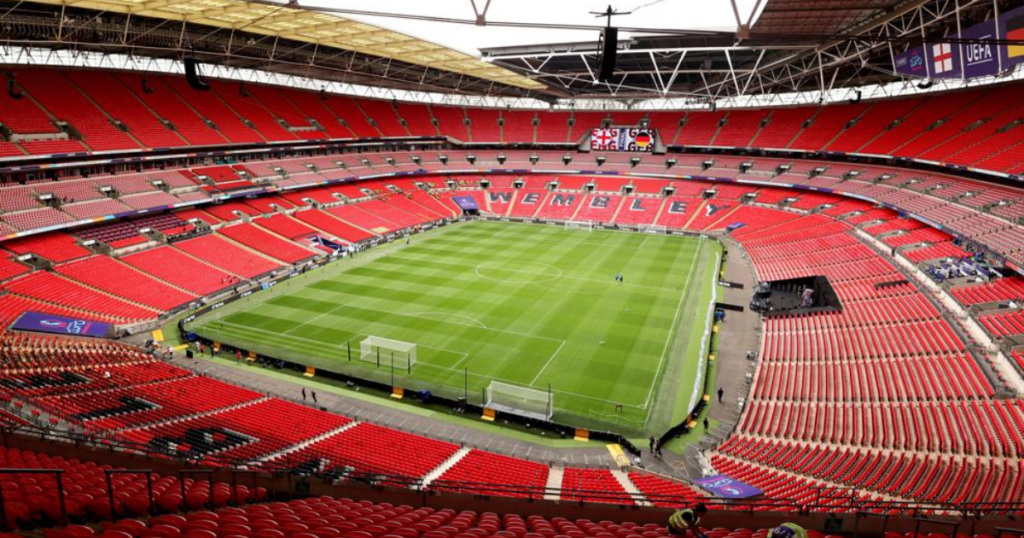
[0,63,1024,535]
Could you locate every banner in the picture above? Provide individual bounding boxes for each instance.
[894,5,1024,79]
[452,196,480,211]
[590,128,657,152]
[11,312,113,338]
[693,475,763,499]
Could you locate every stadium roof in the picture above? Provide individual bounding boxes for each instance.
[482,0,1016,99]
[0,0,1018,102]
[6,0,546,93]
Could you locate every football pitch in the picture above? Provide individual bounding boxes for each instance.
[189,220,720,435]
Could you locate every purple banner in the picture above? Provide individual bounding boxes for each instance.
[894,5,1024,79]
[452,196,479,211]
[11,312,113,338]
[693,475,763,499]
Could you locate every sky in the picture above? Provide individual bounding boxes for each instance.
[281,0,767,56]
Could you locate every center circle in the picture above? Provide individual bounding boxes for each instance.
[474,261,563,284]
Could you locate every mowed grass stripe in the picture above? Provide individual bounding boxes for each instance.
[191,220,707,429]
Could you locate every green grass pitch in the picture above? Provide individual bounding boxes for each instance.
[189,220,720,435]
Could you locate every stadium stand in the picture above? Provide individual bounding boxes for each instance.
[1,233,90,263]
[55,256,196,311]
[218,223,317,264]
[1,272,158,321]
[174,235,282,278]
[121,246,236,295]
[6,44,1024,526]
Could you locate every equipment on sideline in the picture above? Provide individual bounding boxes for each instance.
[641,224,667,234]
[485,381,553,421]
[565,221,594,232]
[360,336,418,371]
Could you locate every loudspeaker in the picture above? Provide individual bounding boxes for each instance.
[184,57,210,91]
[849,90,861,105]
[597,27,618,83]
[7,77,23,100]
[239,82,249,97]
[320,88,328,101]
[141,77,155,94]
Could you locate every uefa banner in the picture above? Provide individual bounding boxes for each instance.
[11,311,114,338]
[452,196,480,211]
[693,475,763,499]
[894,4,1024,79]
[590,128,657,153]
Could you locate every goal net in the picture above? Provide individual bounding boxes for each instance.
[565,220,594,232]
[359,336,417,370]
[485,381,553,421]
[640,224,667,234]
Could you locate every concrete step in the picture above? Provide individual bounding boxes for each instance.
[611,469,649,506]
[543,466,564,501]
[421,446,471,487]
[256,420,360,464]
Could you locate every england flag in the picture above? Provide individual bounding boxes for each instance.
[932,43,953,74]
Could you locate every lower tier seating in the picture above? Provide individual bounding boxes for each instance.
[0,445,266,528]
[0,272,158,322]
[174,235,282,278]
[55,256,196,311]
[121,246,236,295]
[432,450,550,498]
[559,468,632,505]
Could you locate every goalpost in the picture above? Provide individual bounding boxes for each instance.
[359,336,418,371]
[565,220,594,232]
[485,381,554,421]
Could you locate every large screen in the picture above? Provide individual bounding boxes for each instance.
[590,128,657,152]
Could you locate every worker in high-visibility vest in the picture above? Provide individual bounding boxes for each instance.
[768,523,808,538]
[668,504,708,537]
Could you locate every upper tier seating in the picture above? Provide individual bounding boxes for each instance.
[4,68,1024,173]
[14,70,139,152]
[66,71,186,148]
[162,78,264,144]
[115,73,228,146]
